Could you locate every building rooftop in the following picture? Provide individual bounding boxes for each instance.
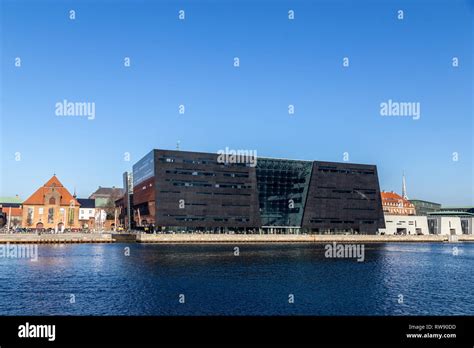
[410,199,441,205]
[23,175,80,206]
[0,196,22,204]
[148,148,377,167]
[381,191,414,207]
[428,211,474,217]
[77,198,95,209]
[89,187,125,198]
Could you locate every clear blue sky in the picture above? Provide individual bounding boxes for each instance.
[1,0,473,206]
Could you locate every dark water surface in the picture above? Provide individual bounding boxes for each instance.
[0,243,472,315]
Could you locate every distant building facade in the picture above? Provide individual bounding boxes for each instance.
[410,199,441,215]
[89,186,125,211]
[22,176,81,231]
[381,191,416,215]
[427,216,463,235]
[379,215,429,235]
[89,186,125,230]
[0,196,23,229]
[439,206,474,214]
[378,176,425,234]
[427,211,474,235]
[77,198,96,229]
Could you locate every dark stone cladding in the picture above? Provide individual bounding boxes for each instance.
[301,161,385,233]
[152,149,261,228]
[133,149,386,234]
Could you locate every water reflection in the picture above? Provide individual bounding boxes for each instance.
[0,242,472,315]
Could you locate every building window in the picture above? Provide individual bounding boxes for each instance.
[68,208,75,225]
[38,208,44,215]
[49,197,56,205]
[27,208,34,226]
[48,208,54,223]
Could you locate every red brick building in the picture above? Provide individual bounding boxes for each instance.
[22,175,81,231]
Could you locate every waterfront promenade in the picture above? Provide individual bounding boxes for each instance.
[0,232,474,243]
[136,233,474,243]
[0,232,113,244]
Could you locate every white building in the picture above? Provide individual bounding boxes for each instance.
[77,198,96,229]
[379,214,470,236]
[427,215,464,235]
[379,215,429,235]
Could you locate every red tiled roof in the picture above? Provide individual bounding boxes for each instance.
[23,175,80,206]
[381,191,403,201]
[381,191,414,207]
[2,207,22,216]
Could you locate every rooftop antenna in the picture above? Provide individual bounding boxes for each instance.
[402,172,408,200]
[176,140,180,151]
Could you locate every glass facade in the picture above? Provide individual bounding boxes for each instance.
[133,150,155,187]
[256,158,313,227]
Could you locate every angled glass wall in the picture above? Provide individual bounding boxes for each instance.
[256,158,313,227]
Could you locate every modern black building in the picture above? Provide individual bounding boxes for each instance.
[132,149,385,234]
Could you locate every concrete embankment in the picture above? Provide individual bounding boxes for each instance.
[0,233,113,244]
[136,233,474,243]
[111,233,137,242]
[1,233,473,244]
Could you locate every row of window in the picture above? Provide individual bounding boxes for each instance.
[165,169,250,178]
[197,192,252,196]
[313,196,376,201]
[223,172,249,178]
[155,201,251,208]
[26,207,75,225]
[166,179,252,189]
[343,207,376,211]
[174,217,251,222]
[159,156,252,167]
[164,214,250,218]
[309,218,376,224]
[258,197,304,203]
[166,170,216,176]
[160,190,253,198]
[171,182,252,189]
[162,214,251,223]
[318,166,375,175]
[317,186,377,192]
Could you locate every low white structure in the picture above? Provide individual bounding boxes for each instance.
[427,216,463,235]
[379,215,429,235]
[379,215,468,236]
